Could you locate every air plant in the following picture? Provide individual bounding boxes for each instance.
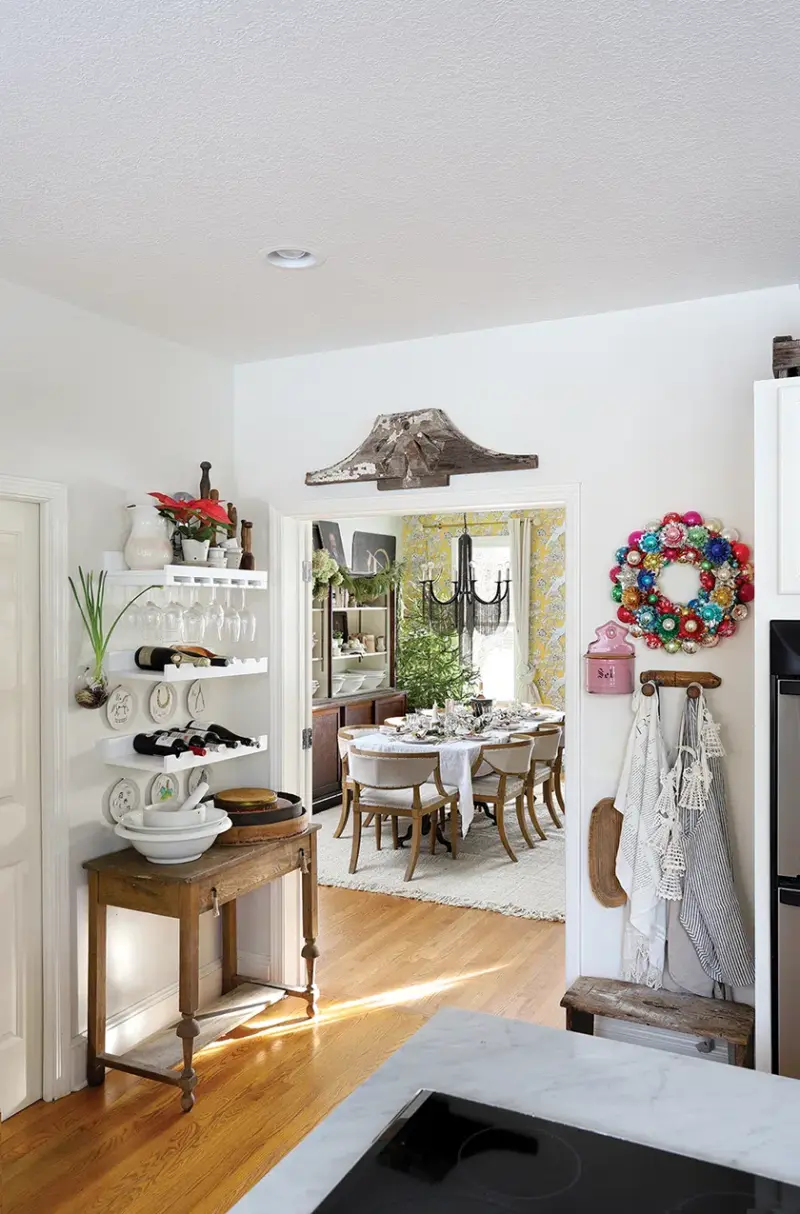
[68,567,153,707]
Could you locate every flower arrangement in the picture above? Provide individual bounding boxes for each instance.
[149,493,231,542]
[312,548,344,601]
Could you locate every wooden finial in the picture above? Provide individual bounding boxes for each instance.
[199,461,212,498]
[239,521,255,571]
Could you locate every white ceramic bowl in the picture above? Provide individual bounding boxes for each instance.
[360,671,386,690]
[114,815,231,863]
[331,674,346,695]
[123,805,226,833]
[311,679,320,696]
[141,803,207,828]
[341,672,365,693]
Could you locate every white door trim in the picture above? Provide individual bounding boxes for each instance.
[270,482,582,987]
[0,476,70,1101]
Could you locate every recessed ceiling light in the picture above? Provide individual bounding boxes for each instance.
[264,247,324,270]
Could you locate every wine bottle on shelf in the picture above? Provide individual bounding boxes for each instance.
[188,720,257,748]
[174,645,232,667]
[132,731,191,758]
[135,646,185,671]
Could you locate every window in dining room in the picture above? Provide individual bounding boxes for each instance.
[451,533,515,701]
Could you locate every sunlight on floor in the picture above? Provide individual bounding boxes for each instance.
[200,964,508,1053]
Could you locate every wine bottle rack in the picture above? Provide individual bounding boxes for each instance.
[106,653,269,683]
[105,565,268,590]
[97,733,269,773]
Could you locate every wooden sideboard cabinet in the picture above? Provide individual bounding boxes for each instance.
[312,688,408,810]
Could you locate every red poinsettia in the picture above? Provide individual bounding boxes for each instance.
[149,492,231,540]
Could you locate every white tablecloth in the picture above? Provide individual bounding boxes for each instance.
[356,713,563,833]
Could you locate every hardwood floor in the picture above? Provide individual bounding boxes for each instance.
[2,887,565,1214]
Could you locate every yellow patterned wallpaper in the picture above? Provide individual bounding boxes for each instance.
[399,509,566,708]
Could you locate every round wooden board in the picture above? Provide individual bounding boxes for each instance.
[215,786,279,810]
[588,797,626,907]
[218,809,310,846]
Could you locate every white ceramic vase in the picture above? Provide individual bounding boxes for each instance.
[123,506,173,571]
[181,538,210,565]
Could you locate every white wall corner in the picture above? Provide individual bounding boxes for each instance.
[69,959,223,1093]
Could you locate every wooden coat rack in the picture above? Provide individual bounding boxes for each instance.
[640,669,721,699]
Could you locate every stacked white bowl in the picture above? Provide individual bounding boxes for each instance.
[114,783,231,863]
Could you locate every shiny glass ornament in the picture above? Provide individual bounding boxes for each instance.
[612,584,623,602]
[663,639,680,654]
[681,640,698,654]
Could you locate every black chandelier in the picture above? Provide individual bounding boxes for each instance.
[420,516,511,664]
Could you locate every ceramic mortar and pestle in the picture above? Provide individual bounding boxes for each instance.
[142,781,210,828]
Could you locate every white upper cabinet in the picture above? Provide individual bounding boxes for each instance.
[777,380,800,594]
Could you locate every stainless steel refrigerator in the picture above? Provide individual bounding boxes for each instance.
[771,620,800,1077]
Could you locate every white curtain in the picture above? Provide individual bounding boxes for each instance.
[510,517,534,703]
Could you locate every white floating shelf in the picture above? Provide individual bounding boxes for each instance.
[106,653,269,682]
[105,564,268,590]
[97,733,268,773]
[332,652,388,662]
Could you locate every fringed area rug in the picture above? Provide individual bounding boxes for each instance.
[315,805,565,922]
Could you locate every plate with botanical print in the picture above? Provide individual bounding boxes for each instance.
[106,777,141,823]
[186,680,206,718]
[106,684,136,731]
[149,681,177,724]
[148,773,180,803]
[187,766,210,796]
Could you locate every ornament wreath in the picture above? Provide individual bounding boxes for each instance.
[610,511,754,652]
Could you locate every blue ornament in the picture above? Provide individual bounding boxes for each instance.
[640,532,661,554]
[705,537,731,565]
[700,602,723,624]
[637,570,655,590]
[615,547,628,564]
[637,607,657,630]
[688,598,702,612]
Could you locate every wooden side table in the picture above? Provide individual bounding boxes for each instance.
[83,825,320,1111]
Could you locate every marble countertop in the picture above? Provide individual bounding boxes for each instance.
[232,1007,800,1211]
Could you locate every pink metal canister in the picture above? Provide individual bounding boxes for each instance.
[585,621,635,694]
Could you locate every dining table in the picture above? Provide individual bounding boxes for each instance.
[355,709,564,835]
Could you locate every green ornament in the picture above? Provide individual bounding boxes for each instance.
[648,593,658,604]
[663,638,680,654]
[612,584,623,602]
[687,525,708,546]
[701,560,712,571]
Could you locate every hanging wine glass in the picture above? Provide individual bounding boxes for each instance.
[204,585,223,645]
[239,588,256,647]
[183,593,206,644]
[163,586,185,645]
[142,594,164,645]
[223,588,241,650]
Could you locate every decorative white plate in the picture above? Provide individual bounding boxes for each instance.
[149,681,177,724]
[148,772,179,803]
[186,680,206,717]
[106,684,135,731]
[187,766,210,796]
[106,777,140,823]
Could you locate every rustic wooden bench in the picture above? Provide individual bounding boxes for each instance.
[561,977,755,1067]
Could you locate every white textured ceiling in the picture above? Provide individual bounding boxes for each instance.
[1,0,799,361]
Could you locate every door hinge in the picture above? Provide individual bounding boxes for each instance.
[302,559,313,584]
[301,726,313,750]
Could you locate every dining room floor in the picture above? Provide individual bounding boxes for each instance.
[314,800,566,921]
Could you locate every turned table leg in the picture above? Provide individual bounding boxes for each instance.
[86,871,107,1087]
[177,886,201,1112]
[301,838,319,1018]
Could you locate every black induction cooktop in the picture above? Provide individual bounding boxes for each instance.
[311,1090,800,1212]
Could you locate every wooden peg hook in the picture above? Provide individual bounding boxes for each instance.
[639,669,721,698]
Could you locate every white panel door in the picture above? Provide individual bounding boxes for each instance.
[778,381,800,593]
[0,498,41,1118]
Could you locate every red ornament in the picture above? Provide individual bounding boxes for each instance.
[646,634,663,649]
[679,612,704,639]
[617,606,635,624]
[681,546,701,564]
[739,581,755,603]
[662,512,682,524]
[628,530,644,548]
[657,595,673,612]
[682,511,703,526]
[731,542,751,564]
[699,570,715,591]
[662,547,680,562]
[609,566,621,582]
[718,618,736,638]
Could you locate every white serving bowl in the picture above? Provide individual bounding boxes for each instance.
[122,805,226,833]
[360,671,386,690]
[114,815,231,864]
[331,674,345,695]
[340,672,365,693]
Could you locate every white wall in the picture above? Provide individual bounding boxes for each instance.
[0,277,249,1073]
[236,285,800,985]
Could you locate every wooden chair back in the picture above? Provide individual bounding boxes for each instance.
[474,737,533,777]
[349,747,440,791]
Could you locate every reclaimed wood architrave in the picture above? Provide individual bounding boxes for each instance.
[773,335,800,378]
[305,409,539,492]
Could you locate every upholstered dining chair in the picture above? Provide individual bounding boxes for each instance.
[518,726,562,834]
[347,748,459,881]
[381,716,406,729]
[333,726,379,838]
[470,737,534,862]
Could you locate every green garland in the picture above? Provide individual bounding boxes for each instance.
[340,561,403,604]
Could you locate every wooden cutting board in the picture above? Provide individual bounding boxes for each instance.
[588,797,626,907]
